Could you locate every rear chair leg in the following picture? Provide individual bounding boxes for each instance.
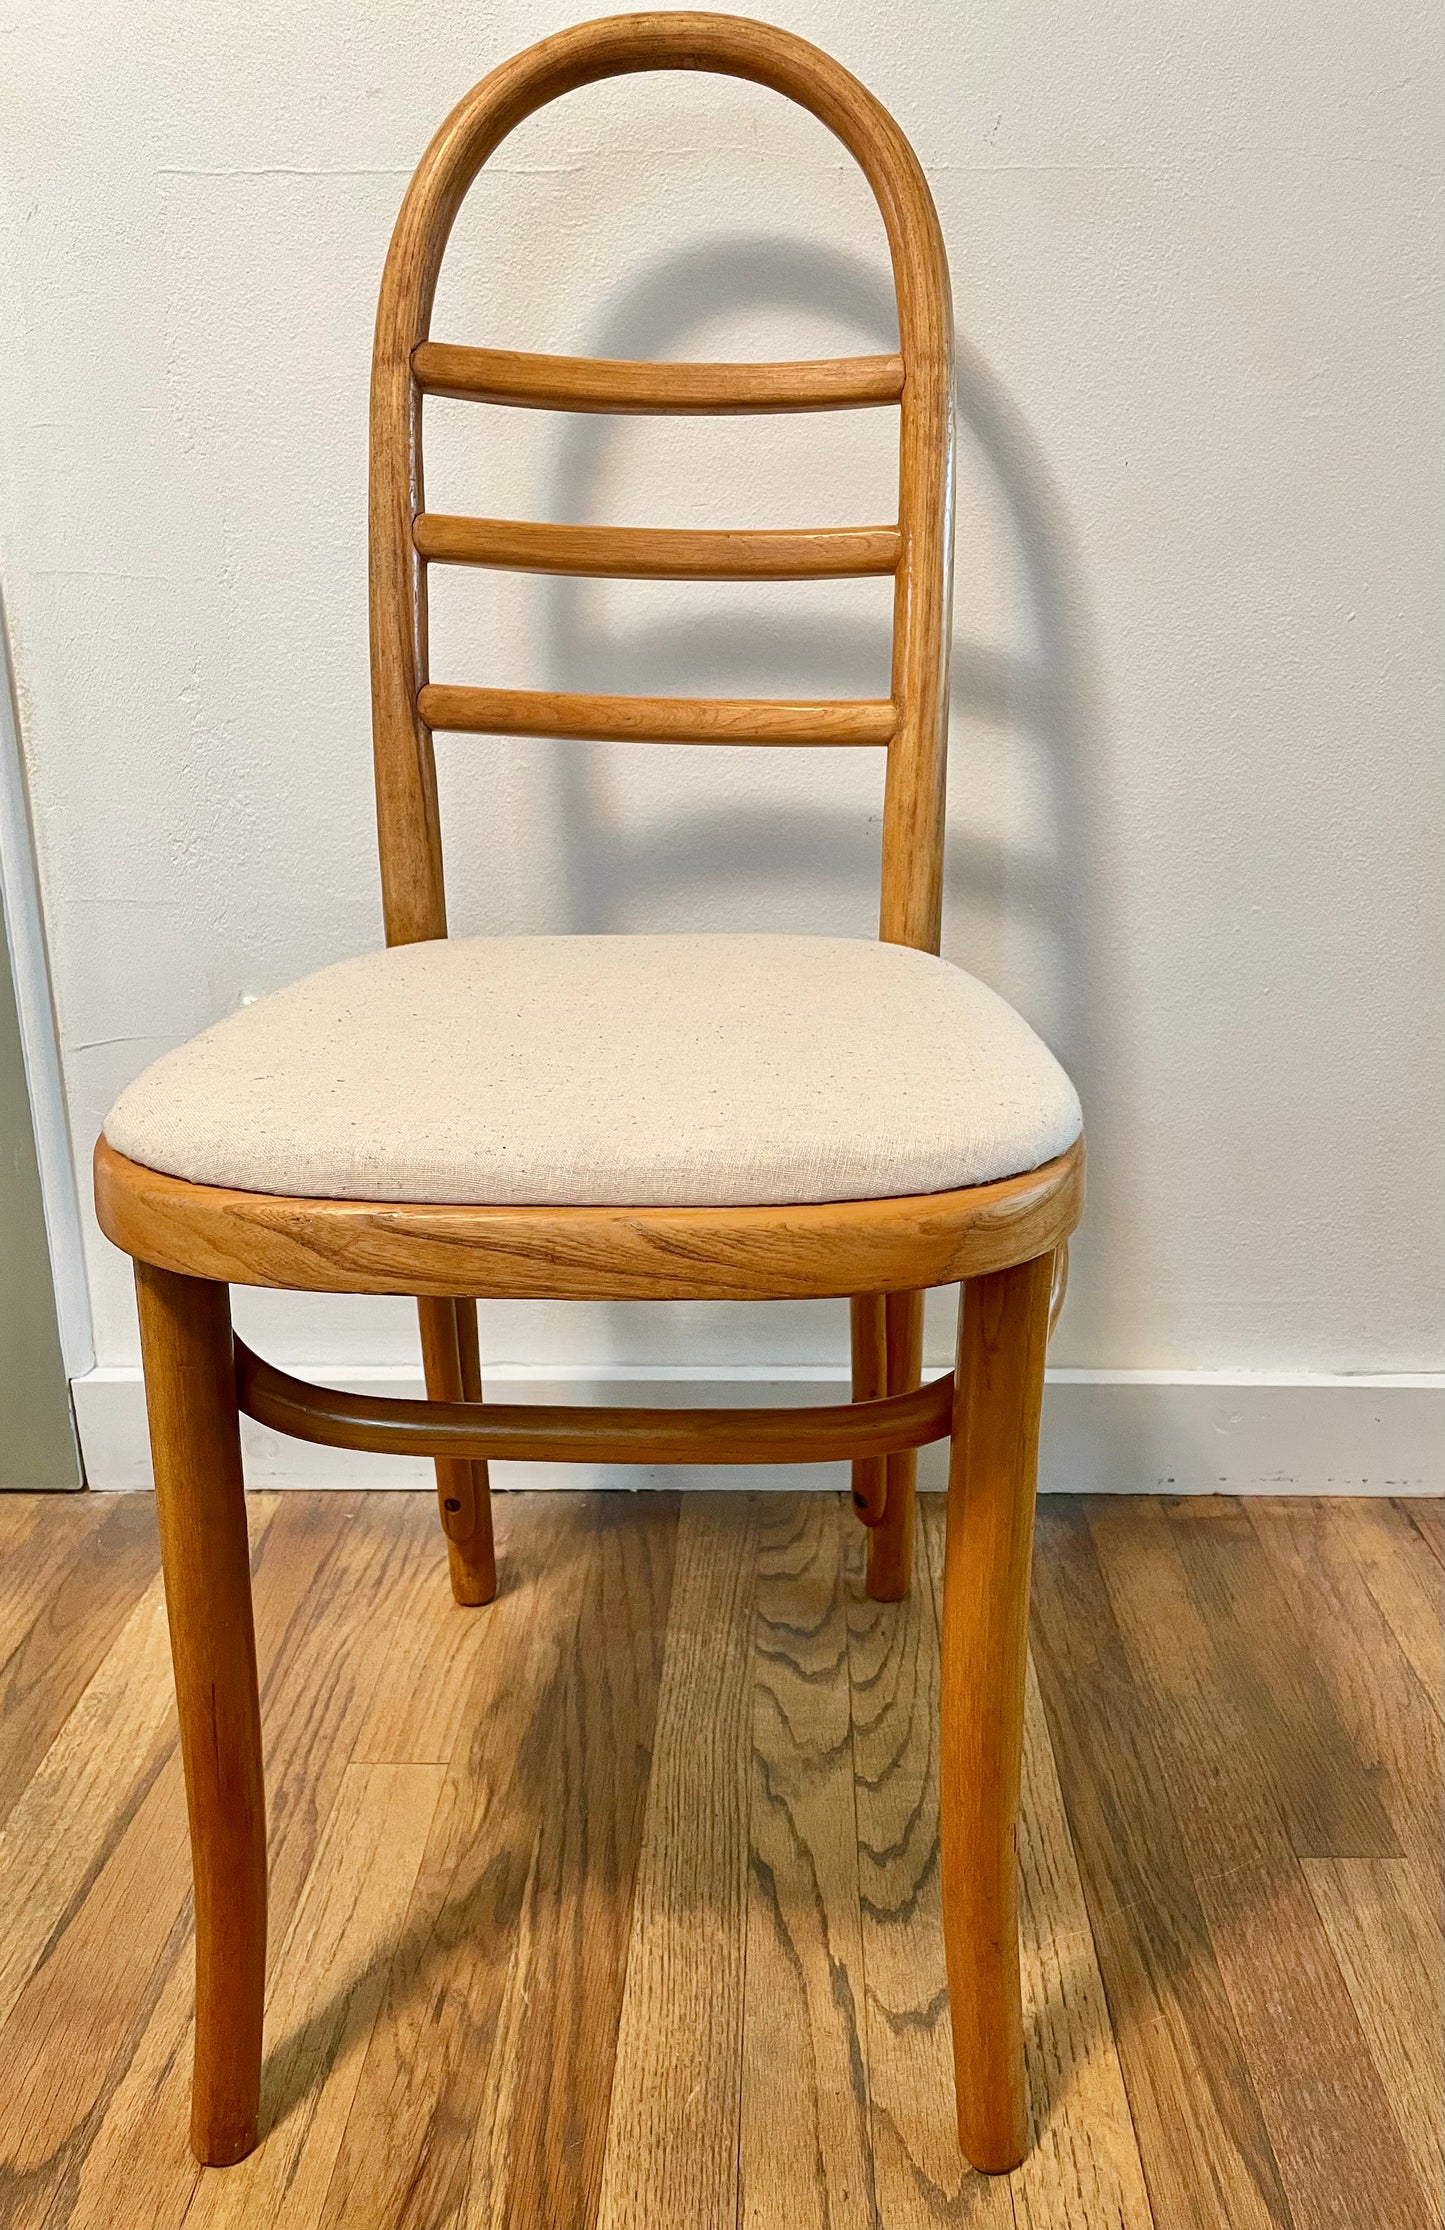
[134,1262,266,2167]
[866,1288,923,1600]
[417,1296,496,1605]
[938,1251,1053,2173]
[849,1293,888,1524]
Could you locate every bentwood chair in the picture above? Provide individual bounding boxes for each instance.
[94,10,1083,2179]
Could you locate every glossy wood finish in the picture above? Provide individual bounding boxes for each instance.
[6,1489,1439,2227]
[235,1336,956,1466]
[867,1286,925,1601]
[848,1292,888,1524]
[133,1264,265,2167]
[1049,1235,1070,1331]
[413,513,901,578]
[95,1132,1083,1301]
[452,1295,494,1600]
[417,681,897,744]
[415,1295,496,1605]
[939,1251,1055,2172]
[412,338,906,411]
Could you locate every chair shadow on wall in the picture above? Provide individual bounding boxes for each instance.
[529,235,1135,1373]
[256,241,1151,2153]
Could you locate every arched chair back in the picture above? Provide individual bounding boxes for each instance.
[368,11,956,954]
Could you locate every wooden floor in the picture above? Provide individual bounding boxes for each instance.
[0,1489,1439,2230]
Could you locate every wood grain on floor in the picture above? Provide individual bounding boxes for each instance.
[0,1489,1438,2230]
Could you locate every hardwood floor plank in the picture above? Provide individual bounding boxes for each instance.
[0,1503,283,2230]
[21,1505,280,2230]
[1088,1497,1433,2230]
[248,1492,434,1929]
[1156,1496,1397,1860]
[594,1495,759,2230]
[0,1713,194,2222]
[464,1492,679,2230]
[1346,1500,1443,1713]
[62,1498,564,2230]
[53,1492,424,2230]
[1302,1856,1444,2222]
[0,1494,160,1834]
[1204,1857,1434,2230]
[1247,1499,1443,1900]
[848,1498,1011,2226]
[353,1492,564,1767]
[48,1927,202,2230]
[395,1500,592,2230]
[1030,1499,1292,2230]
[182,1762,445,2229]
[1012,1663,1155,2230]
[0,1500,114,1761]
[0,1578,175,2038]
[740,1494,875,2230]
[0,1493,58,1555]
[917,1498,1154,2230]
[317,1497,594,2230]
[1400,1497,1444,1568]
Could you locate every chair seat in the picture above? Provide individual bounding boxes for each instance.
[103,933,1082,1210]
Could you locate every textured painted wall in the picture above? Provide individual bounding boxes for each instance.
[0,0,1440,1375]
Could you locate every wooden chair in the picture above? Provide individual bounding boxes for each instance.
[93,11,1083,2178]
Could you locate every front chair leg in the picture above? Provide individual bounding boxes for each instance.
[938,1251,1053,2174]
[865,1288,923,1600]
[134,1262,266,2167]
[417,1296,496,1605]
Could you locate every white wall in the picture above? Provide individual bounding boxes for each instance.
[0,2,1440,1414]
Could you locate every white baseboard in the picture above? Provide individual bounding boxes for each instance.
[70,1362,1444,1496]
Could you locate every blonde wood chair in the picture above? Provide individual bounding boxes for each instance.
[94,11,1083,2177]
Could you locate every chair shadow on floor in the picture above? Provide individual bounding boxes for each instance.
[241,1493,1415,2210]
[250,1499,605,2148]
[243,1497,1109,2179]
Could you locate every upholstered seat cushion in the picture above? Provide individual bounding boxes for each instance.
[103,934,1081,1208]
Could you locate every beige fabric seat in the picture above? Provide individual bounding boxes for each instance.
[104,933,1081,1209]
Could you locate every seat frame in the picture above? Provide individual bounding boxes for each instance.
[94,11,1084,2180]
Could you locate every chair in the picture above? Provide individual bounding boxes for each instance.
[94,11,1084,2177]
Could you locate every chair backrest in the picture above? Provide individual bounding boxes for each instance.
[370,11,955,955]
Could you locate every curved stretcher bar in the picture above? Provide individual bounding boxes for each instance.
[234,1337,955,1467]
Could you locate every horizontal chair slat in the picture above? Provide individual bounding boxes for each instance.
[413,341,905,414]
[418,684,897,745]
[234,1339,955,1466]
[413,513,901,579]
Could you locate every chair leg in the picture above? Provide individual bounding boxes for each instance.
[938,1251,1053,2174]
[417,1296,496,1605]
[134,1262,266,2168]
[849,1294,888,1523]
[454,1298,498,1598]
[865,1288,923,1600]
